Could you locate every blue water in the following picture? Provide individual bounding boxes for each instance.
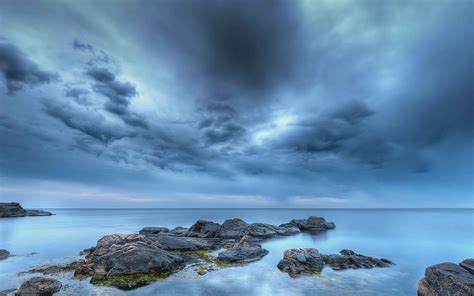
[0,209,472,295]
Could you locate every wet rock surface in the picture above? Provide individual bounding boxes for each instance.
[278,248,393,276]
[15,277,62,296]
[418,259,474,296]
[0,249,10,261]
[0,202,53,218]
[280,216,335,234]
[73,216,335,289]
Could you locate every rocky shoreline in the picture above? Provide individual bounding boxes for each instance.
[0,202,53,218]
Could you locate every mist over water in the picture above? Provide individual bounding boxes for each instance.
[1,208,472,295]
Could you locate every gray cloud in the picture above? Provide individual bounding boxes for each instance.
[0,39,57,93]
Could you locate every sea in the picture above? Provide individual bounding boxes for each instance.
[0,208,472,295]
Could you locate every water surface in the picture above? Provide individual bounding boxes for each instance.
[0,209,472,295]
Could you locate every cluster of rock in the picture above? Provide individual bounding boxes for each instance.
[418,259,474,295]
[0,202,52,218]
[277,248,393,276]
[73,216,335,289]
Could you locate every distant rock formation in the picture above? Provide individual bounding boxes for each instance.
[418,259,474,295]
[0,202,53,218]
[0,249,10,261]
[277,248,394,276]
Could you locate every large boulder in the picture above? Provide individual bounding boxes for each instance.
[151,234,215,251]
[0,249,10,261]
[242,223,300,239]
[278,248,394,276]
[15,277,62,295]
[418,260,474,296]
[139,227,169,235]
[186,220,221,238]
[217,245,269,263]
[280,216,335,234]
[74,234,185,288]
[218,218,249,238]
[277,248,325,275]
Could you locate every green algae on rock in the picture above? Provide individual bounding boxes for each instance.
[90,272,171,290]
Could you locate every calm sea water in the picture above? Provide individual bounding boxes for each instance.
[0,209,472,295]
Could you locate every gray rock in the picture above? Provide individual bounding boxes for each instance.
[280,216,335,234]
[186,220,221,238]
[242,223,299,239]
[277,248,325,275]
[0,202,53,218]
[0,249,10,261]
[278,248,393,276]
[74,234,184,279]
[233,235,261,248]
[15,277,62,296]
[139,227,169,235]
[460,259,474,274]
[217,246,269,263]
[169,226,188,236]
[218,218,249,238]
[152,234,215,251]
[418,260,474,296]
[322,249,394,270]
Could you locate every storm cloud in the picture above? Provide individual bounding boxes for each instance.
[0,0,472,207]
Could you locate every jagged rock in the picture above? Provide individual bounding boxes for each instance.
[242,223,300,239]
[278,248,393,276]
[418,260,474,296]
[15,277,62,295]
[280,216,335,234]
[217,245,269,263]
[277,248,325,275]
[322,250,393,270]
[139,227,169,235]
[0,249,10,261]
[186,220,221,238]
[0,202,52,218]
[74,234,184,288]
[218,218,249,238]
[169,226,188,236]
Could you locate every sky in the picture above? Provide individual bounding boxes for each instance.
[0,0,472,208]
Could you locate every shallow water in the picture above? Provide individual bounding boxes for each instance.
[0,208,472,295]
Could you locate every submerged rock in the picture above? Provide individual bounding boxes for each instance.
[0,202,52,218]
[0,249,10,261]
[418,259,474,296]
[15,277,62,296]
[217,246,269,263]
[278,248,393,276]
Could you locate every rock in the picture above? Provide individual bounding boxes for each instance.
[242,223,300,239]
[186,220,221,238]
[139,227,169,235]
[0,202,53,218]
[0,249,10,261]
[74,234,185,289]
[0,289,16,296]
[18,262,77,275]
[277,248,325,275]
[418,260,474,296]
[169,226,188,236]
[233,235,261,248]
[278,248,393,276]
[15,277,62,296]
[322,249,394,270]
[217,245,269,263]
[152,234,215,251]
[280,216,335,234]
[218,218,249,238]
[460,259,474,274]
[25,210,53,217]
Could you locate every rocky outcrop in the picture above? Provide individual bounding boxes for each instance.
[217,245,269,263]
[0,202,53,218]
[0,249,10,261]
[278,248,393,276]
[74,216,335,289]
[418,259,474,296]
[15,277,62,295]
[280,216,335,234]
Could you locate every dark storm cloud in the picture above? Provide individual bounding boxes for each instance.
[0,40,57,93]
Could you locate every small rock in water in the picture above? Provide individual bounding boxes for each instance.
[217,245,269,263]
[15,277,62,296]
[0,202,53,218]
[418,259,474,296]
[0,249,10,261]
